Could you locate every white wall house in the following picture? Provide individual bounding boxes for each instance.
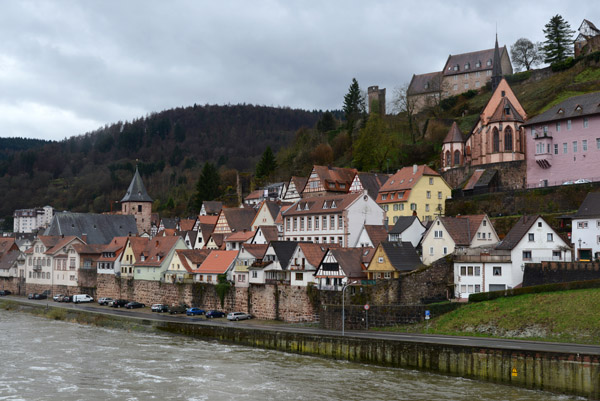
[571,192,600,261]
[282,191,384,247]
[233,244,267,288]
[14,206,54,233]
[287,243,328,286]
[453,215,571,300]
[387,216,426,248]
[421,214,499,265]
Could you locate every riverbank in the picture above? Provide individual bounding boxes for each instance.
[2,297,599,399]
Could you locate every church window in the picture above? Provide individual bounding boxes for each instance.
[492,128,500,152]
[454,150,460,165]
[504,127,513,151]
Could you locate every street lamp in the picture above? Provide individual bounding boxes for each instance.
[341,280,359,336]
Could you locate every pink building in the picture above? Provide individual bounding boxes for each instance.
[525,92,600,187]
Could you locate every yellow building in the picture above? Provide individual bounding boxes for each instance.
[376,165,452,223]
[366,242,421,280]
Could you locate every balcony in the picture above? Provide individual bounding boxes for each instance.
[32,264,42,272]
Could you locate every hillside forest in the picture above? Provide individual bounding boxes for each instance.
[3,48,600,229]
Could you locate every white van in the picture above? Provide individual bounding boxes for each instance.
[72,294,94,303]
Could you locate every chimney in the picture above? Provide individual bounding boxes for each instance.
[413,164,418,174]
[82,234,87,243]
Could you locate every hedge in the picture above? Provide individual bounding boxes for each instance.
[468,278,600,302]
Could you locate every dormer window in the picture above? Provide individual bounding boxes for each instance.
[304,203,309,211]
[331,201,337,208]
[464,62,470,70]
[323,201,328,209]
[296,204,302,211]
[382,194,387,200]
[504,105,510,115]
[424,83,429,89]
[390,193,394,200]
[453,65,459,71]
[400,179,404,184]
[575,105,582,112]
[487,59,492,66]
[558,108,564,114]
[476,61,481,68]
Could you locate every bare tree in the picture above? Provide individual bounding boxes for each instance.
[392,84,418,144]
[510,38,544,71]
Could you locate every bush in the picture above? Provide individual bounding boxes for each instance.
[468,278,600,302]
[551,57,575,72]
[461,90,478,99]
[505,71,531,84]
[440,96,458,111]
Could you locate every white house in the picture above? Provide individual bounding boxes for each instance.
[571,192,600,260]
[233,244,267,287]
[453,215,571,299]
[352,225,388,248]
[287,242,329,286]
[97,237,128,275]
[282,191,384,247]
[314,248,369,291]
[421,214,499,265]
[387,216,426,248]
[192,250,238,284]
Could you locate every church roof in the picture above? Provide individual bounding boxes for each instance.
[488,97,525,123]
[121,167,152,203]
[443,122,464,143]
[44,212,138,244]
[442,46,508,77]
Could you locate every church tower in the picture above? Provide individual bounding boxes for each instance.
[491,34,503,92]
[121,166,153,234]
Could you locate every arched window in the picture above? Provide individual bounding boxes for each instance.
[504,126,513,151]
[454,150,461,165]
[492,128,500,152]
[445,151,451,166]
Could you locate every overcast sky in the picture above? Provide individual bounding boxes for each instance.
[0,1,597,141]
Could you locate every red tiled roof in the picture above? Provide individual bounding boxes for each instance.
[194,250,238,274]
[225,231,255,242]
[363,225,388,248]
[135,236,181,267]
[179,219,196,232]
[298,243,329,267]
[282,192,362,217]
[439,215,486,246]
[176,249,212,272]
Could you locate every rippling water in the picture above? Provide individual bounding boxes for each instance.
[0,310,581,400]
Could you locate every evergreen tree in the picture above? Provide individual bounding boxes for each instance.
[255,146,277,179]
[343,78,366,132]
[194,162,220,211]
[317,111,337,133]
[352,112,394,172]
[542,15,575,64]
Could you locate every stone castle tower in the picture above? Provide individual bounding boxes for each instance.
[121,166,153,234]
[368,86,386,115]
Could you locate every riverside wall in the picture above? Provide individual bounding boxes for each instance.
[3,299,599,400]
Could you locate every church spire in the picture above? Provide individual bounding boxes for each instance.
[121,166,153,203]
[491,34,503,92]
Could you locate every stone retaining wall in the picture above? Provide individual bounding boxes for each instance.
[523,261,600,287]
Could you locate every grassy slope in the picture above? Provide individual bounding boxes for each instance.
[378,288,600,344]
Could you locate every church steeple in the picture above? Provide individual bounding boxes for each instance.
[120,165,153,234]
[121,166,153,203]
[491,34,503,92]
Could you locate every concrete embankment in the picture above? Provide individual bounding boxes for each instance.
[2,299,599,399]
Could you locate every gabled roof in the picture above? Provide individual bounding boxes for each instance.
[363,225,388,248]
[202,201,223,215]
[121,167,153,203]
[126,237,150,260]
[380,241,421,272]
[574,192,600,218]
[179,219,196,232]
[442,46,508,77]
[282,192,362,217]
[241,243,268,259]
[269,241,299,270]
[176,249,212,272]
[0,238,18,255]
[198,215,219,225]
[488,96,525,123]
[289,176,308,193]
[45,236,83,255]
[379,165,440,193]
[245,190,263,201]
[355,172,389,199]
[326,248,367,279]
[194,250,238,274]
[407,71,443,96]
[207,233,227,249]
[0,250,20,271]
[44,212,138,244]
[135,236,182,267]
[225,230,255,242]
[495,215,541,250]
[389,216,423,234]
[443,122,464,144]
[439,215,485,246]
[254,225,279,243]
[275,204,294,224]
[264,202,282,220]
[222,208,256,232]
[308,165,357,193]
[297,242,330,267]
[160,218,178,229]
[525,92,600,126]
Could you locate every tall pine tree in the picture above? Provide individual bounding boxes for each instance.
[343,78,366,133]
[194,162,220,211]
[255,146,277,179]
[542,15,575,64]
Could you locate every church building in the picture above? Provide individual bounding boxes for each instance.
[121,167,153,234]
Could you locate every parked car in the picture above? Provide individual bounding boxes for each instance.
[73,294,93,303]
[168,304,189,314]
[227,312,252,321]
[111,299,129,308]
[98,297,114,306]
[562,180,574,185]
[151,304,169,312]
[0,290,12,296]
[28,293,34,299]
[62,295,72,303]
[125,301,145,309]
[53,294,64,301]
[186,307,205,316]
[33,293,47,300]
[575,178,592,184]
[205,310,226,319]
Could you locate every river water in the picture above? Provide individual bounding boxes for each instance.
[0,310,580,401]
